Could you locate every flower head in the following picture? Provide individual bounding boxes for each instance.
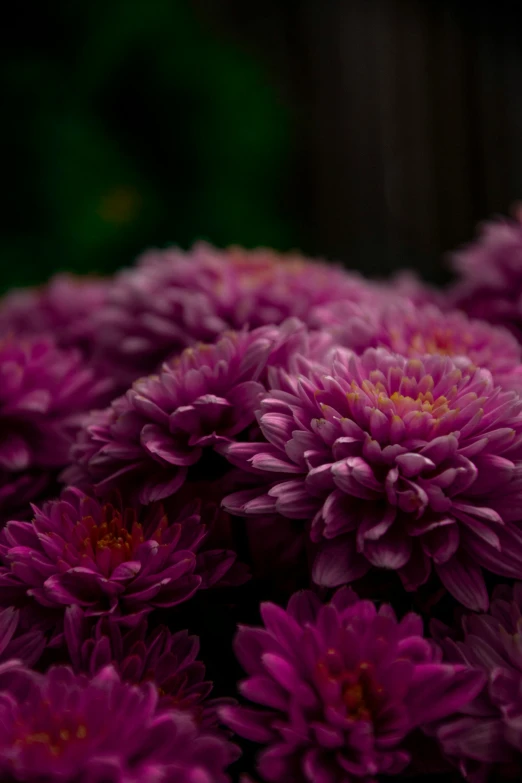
[223,348,522,610]
[164,473,251,588]
[68,321,332,505]
[0,662,237,782]
[314,302,522,391]
[0,488,206,618]
[93,242,367,388]
[0,336,110,523]
[221,588,483,783]
[450,211,522,340]
[0,606,45,667]
[64,605,225,729]
[0,273,110,358]
[385,270,446,308]
[435,582,522,778]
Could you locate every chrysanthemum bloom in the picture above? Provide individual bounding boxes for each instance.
[435,582,522,778]
[164,474,251,588]
[222,349,522,610]
[64,605,228,727]
[0,662,237,783]
[313,301,522,391]
[450,210,522,340]
[0,273,110,358]
[0,336,110,522]
[92,242,370,387]
[244,513,308,594]
[385,270,446,309]
[175,471,302,592]
[220,588,483,783]
[0,488,207,618]
[0,606,45,666]
[67,321,332,505]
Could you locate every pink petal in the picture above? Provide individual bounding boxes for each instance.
[312,538,370,587]
[436,555,488,611]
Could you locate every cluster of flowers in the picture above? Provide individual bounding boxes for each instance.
[2,219,522,781]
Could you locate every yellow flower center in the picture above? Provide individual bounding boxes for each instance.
[389,390,450,417]
[76,505,167,574]
[14,722,88,758]
[388,326,476,358]
[316,656,382,722]
[345,375,455,420]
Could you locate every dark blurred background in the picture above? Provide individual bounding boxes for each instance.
[2,0,522,292]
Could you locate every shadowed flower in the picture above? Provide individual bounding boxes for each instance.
[0,662,237,782]
[64,605,229,728]
[67,320,332,505]
[92,242,370,388]
[163,474,251,589]
[313,302,522,391]
[244,513,308,594]
[0,273,110,358]
[221,588,483,783]
[435,582,522,779]
[0,336,110,523]
[384,270,446,308]
[0,606,45,667]
[0,488,207,618]
[450,210,522,340]
[222,348,522,610]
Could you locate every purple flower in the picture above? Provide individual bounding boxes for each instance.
[385,270,446,308]
[223,349,522,610]
[0,606,45,667]
[67,320,332,505]
[435,582,522,778]
[0,488,206,618]
[64,605,227,729]
[313,301,522,391]
[0,273,110,358]
[0,662,237,782]
[450,211,522,340]
[163,474,251,588]
[220,588,483,783]
[0,336,110,523]
[93,242,368,388]
[245,513,308,594]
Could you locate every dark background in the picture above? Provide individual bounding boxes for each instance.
[2,0,522,292]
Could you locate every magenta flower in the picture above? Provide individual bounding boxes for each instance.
[223,349,522,610]
[0,336,110,523]
[0,662,237,782]
[163,474,251,588]
[67,321,331,505]
[0,488,206,618]
[64,605,227,729]
[0,606,45,667]
[245,513,308,594]
[92,242,368,387]
[221,588,483,783]
[450,211,522,340]
[0,273,110,358]
[313,301,522,391]
[385,270,446,308]
[434,582,522,779]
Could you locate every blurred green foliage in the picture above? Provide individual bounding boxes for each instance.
[1,0,294,291]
